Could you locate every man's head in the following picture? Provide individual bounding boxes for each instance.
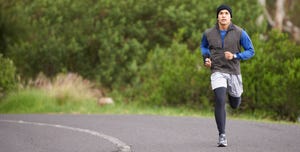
[216,4,232,18]
[216,4,232,28]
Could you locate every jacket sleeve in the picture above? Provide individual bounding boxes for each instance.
[236,30,255,60]
[200,34,211,63]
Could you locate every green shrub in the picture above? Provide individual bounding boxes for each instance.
[127,40,212,109]
[4,0,263,88]
[0,0,28,55]
[0,54,17,96]
[242,30,300,121]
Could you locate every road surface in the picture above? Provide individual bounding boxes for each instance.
[0,114,299,152]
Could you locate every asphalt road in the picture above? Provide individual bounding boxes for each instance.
[0,114,299,152]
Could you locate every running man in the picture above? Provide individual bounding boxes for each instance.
[200,4,255,147]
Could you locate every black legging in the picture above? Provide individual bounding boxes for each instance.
[214,87,241,135]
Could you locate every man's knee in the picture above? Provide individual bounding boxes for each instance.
[229,96,241,109]
[214,87,227,107]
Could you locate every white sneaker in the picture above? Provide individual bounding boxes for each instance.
[218,134,228,147]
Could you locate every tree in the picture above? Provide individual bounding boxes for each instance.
[258,0,300,43]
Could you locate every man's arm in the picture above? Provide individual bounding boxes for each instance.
[200,34,211,61]
[200,34,212,67]
[235,30,255,60]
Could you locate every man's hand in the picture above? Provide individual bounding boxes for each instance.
[224,51,234,60]
[204,58,211,68]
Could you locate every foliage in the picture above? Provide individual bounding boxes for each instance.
[242,30,300,121]
[3,0,263,87]
[0,54,17,96]
[0,72,101,113]
[129,40,212,109]
[27,72,101,104]
[0,89,99,113]
[0,0,29,56]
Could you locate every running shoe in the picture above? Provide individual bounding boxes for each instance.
[218,134,228,147]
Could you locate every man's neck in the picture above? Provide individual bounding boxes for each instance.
[218,23,230,30]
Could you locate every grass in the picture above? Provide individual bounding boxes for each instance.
[0,88,212,116]
[0,73,210,116]
[1,89,299,126]
[0,89,97,114]
[0,73,298,125]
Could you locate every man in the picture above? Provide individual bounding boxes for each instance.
[200,4,255,147]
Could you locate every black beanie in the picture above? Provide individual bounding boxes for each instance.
[216,4,232,18]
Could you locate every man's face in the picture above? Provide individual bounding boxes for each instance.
[217,10,231,26]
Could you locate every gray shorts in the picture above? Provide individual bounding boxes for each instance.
[211,72,243,97]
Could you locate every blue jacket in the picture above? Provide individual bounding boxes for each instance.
[200,25,255,61]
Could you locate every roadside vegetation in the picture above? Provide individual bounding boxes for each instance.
[0,73,212,116]
[1,0,299,122]
[0,72,297,124]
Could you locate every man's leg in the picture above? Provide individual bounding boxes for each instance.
[228,74,243,109]
[228,95,241,109]
[211,72,229,147]
[214,87,227,135]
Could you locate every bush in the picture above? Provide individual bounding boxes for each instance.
[0,54,17,96]
[242,30,300,121]
[28,72,102,104]
[4,0,263,88]
[127,39,212,109]
[0,0,28,55]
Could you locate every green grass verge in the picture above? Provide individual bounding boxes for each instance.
[0,89,99,114]
[0,89,298,125]
[0,89,213,116]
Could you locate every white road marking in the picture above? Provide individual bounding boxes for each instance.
[0,119,131,152]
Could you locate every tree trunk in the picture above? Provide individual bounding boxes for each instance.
[274,0,285,31]
[258,0,300,43]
